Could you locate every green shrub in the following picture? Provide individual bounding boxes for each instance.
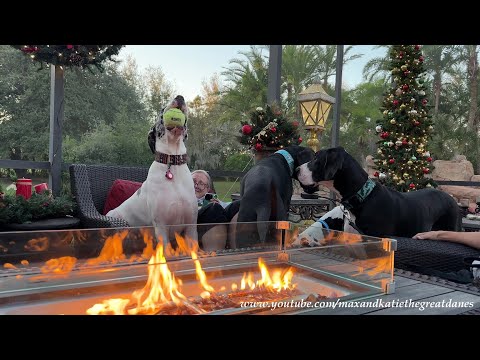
[0,192,75,225]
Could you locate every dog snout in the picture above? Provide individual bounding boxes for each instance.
[169,126,184,136]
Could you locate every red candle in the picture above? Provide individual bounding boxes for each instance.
[16,178,32,200]
[34,183,49,194]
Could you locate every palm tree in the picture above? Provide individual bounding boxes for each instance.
[312,45,363,87]
[422,45,459,115]
[221,45,269,116]
[281,45,317,115]
[362,45,391,83]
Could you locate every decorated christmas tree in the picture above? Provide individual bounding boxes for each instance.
[238,105,302,151]
[11,45,123,72]
[373,45,436,192]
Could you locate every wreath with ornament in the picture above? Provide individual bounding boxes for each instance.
[11,45,124,72]
[238,105,302,151]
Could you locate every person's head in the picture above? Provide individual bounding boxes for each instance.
[192,170,212,199]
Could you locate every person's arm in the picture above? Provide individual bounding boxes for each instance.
[413,230,480,250]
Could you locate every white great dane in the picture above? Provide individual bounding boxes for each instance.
[106,96,198,246]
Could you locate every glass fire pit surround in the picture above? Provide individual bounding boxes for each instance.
[0,221,395,315]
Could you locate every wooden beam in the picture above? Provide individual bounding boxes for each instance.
[331,45,344,148]
[267,45,282,106]
[48,66,65,196]
[0,160,50,170]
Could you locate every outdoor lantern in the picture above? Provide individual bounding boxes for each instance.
[297,77,335,152]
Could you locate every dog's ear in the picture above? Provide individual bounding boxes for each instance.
[183,119,188,141]
[156,118,166,139]
[295,147,315,168]
[147,126,156,154]
[324,147,345,180]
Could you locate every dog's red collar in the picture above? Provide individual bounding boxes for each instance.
[155,152,188,166]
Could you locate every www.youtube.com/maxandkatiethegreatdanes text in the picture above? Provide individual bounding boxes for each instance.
[240,298,475,312]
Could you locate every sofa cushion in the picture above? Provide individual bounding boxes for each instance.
[103,179,142,215]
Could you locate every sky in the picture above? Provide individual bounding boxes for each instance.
[118,45,387,101]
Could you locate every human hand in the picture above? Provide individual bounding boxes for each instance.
[412,231,442,240]
[468,203,478,214]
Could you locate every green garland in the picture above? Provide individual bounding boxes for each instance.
[11,45,124,71]
[0,192,75,225]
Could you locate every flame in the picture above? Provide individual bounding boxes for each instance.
[321,231,363,246]
[140,228,155,259]
[129,239,187,314]
[86,230,128,266]
[164,232,203,257]
[3,263,17,270]
[24,237,49,251]
[87,236,297,315]
[239,258,294,292]
[354,256,391,277]
[86,298,130,315]
[41,256,77,275]
[191,250,214,294]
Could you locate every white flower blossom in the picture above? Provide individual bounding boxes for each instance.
[256,107,264,112]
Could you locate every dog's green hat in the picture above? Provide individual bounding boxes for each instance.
[163,108,186,127]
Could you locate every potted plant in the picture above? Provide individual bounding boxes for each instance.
[238,105,303,164]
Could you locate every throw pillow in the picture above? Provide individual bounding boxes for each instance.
[103,179,142,215]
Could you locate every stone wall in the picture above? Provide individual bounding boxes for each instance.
[364,154,480,204]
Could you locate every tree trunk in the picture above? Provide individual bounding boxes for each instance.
[10,147,27,179]
[467,45,478,132]
[434,72,441,115]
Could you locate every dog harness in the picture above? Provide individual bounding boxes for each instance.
[155,152,188,180]
[341,178,376,211]
[275,149,295,176]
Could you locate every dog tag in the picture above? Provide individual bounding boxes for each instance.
[165,169,173,180]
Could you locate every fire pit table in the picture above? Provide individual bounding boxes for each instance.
[0,222,395,315]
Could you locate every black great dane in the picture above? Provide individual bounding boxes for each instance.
[297,146,461,238]
[235,145,318,248]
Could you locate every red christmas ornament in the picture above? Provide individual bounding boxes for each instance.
[423,168,430,174]
[393,100,399,106]
[242,124,252,135]
[292,121,299,127]
[402,84,409,91]
[402,139,408,145]
[373,171,379,177]
[419,56,424,62]
[270,127,277,133]
[427,157,432,162]
[404,71,410,76]
[415,45,420,50]
[67,45,74,49]
[298,137,303,144]
[414,121,420,126]
[380,132,389,139]
[422,99,428,105]
[389,159,395,164]
[255,143,263,151]
[409,183,416,189]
